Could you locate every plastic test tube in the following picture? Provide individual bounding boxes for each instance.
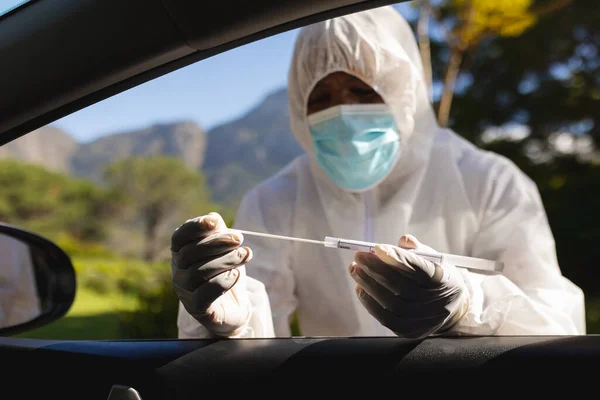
[324,236,504,274]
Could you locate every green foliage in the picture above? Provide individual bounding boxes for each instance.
[0,157,235,338]
[104,156,210,212]
[0,160,118,241]
[117,268,180,339]
[425,0,596,145]
[72,255,165,296]
[72,254,178,338]
[586,297,600,334]
[290,312,302,336]
[104,156,216,261]
[450,0,537,50]
[55,232,116,259]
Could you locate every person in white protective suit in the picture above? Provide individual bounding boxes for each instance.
[171,5,586,339]
[0,233,41,329]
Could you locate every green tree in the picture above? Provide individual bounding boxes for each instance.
[0,160,117,241]
[416,0,574,127]
[104,156,213,262]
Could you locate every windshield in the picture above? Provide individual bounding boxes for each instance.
[0,0,31,17]
[2,0,598,340]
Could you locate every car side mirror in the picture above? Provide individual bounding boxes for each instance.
[0,222,76,336]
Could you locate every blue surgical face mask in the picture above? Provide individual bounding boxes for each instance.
[307,104,401,192]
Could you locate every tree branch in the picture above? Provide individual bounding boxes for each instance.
[531,0,574,16]
[417,0,433,100]
[435,0,473,126]
[438,47,464,127]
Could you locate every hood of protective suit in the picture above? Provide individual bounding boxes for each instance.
[287,5,439,194]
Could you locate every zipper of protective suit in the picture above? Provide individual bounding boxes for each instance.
[363,189,383,336]
[364,190,374,243]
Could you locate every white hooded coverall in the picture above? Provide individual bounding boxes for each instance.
[178,5,586,338]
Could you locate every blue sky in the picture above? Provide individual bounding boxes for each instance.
[54,27,301,142]
[1,1,417,142]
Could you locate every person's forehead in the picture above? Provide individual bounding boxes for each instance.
[315,72,370,87]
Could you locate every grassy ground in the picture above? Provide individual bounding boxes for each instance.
[15,288,139,340]
[10,285,600,339]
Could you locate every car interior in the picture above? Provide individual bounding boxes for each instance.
[1,0,599,398]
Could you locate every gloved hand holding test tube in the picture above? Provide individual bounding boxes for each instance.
[230,229,504,275]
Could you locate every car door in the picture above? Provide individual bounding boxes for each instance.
[1,0,600,399]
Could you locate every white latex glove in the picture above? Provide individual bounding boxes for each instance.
[171,212,253,338]
[349,234,470,339]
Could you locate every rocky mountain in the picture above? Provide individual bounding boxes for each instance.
[0,87,303,208]
[0,125,77,172]
[71,121,206,182]
[202,88,303,205]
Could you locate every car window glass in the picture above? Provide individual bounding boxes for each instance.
[1,0,597,340]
